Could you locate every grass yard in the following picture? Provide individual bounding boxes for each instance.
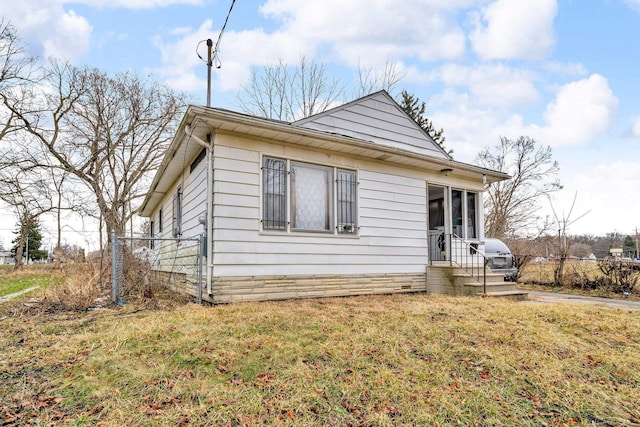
[1,273,639,426]
[0,265,63,297]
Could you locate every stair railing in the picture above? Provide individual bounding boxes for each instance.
[448,234,489,295]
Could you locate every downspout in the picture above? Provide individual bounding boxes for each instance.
[206,133,214,296]
[185,124,214,299]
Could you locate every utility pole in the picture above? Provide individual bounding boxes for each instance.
[206,38,213,107]
[636,227,639,259]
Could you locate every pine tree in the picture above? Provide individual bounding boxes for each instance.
[11,217,48,263]
[398,90,450,154]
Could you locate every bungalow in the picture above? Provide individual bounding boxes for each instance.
[139,90,523,303]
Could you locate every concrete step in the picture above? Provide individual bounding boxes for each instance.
[483,290,529,301]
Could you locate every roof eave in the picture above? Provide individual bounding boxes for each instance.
[139,106,509,216]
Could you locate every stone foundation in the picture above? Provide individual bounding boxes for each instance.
[150,267,516,303]
[206,272,428,303]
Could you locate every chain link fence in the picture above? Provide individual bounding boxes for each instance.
[111,231,205,304]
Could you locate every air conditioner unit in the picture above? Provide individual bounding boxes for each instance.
[339,223,356,233]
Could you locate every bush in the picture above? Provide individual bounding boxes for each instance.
[595,259,639,294]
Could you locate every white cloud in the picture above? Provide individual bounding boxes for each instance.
[260,0,468,66]
[152,20,310,94]
[560,161,640,235]
[631,116,640,139]
[0,1,92,61]
[543,61,587,77]
[42,10,92,60]
[498,74,618,147]
[470,0,558,60]
[437,63,539,108]
[622,0,640,12]
[67,0,203,9]
[428,89,504,161]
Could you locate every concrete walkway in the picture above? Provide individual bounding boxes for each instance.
[0,286,39,305]
[524,290,640,311]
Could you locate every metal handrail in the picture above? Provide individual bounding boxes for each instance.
[448,234,489,295]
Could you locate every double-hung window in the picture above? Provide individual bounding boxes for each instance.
[261,157,357,234]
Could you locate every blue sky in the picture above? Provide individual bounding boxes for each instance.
[2,0,640,248]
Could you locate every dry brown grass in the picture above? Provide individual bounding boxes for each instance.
[520,260,640,298]
[1,290,639,426]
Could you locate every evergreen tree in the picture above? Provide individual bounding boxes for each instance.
[11,217,48,262]
[398,90,450,154]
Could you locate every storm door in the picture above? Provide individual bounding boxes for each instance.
[428,185,448,261]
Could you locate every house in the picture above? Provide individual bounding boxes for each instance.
[0,250,14,265]
[139,90,523,303]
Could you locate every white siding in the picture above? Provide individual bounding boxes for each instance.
[147,151,207,274]
[181,152,208,238]
[295,92,449,159]
[211,143,428,277]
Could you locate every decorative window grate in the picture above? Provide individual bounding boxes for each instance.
[262,157,357,235]
[262,158,287,230]
[337,170,357,233]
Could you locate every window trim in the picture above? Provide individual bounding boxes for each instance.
[450,188,478,240]
[260,155,358,236]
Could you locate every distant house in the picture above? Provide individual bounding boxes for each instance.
[0,251,14,265]
[139,91,522,303]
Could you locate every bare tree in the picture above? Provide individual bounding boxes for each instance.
[236,55,345,121]
[476,136,561,239]
[549,192,589,286]
[3,60,186,239]
[0,167,54,269]
[0,17,38,143]
[355,59,406,98]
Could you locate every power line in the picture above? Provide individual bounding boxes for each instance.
[214,0,236,56]
[196,0,236,69]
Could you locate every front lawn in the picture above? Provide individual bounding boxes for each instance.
[1,287,639,425]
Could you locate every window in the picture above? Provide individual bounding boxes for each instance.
[337,170,357,233]
[261,157,357,234]
[150,220,155,249]
[172,187,182,238]
[291,162,332,232]
[466,192,477,239]
[451,189,463,237]
[190,148,206,173]
[449,188,478,240]
[158,208,163,233]
[262,158,287,230]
